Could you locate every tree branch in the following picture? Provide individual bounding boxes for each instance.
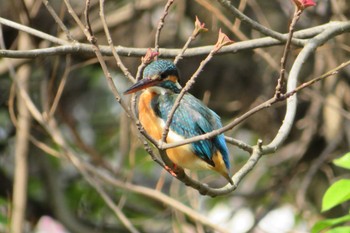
[263,24,350,153]
[2,17,348,59]
[217,0,305,45]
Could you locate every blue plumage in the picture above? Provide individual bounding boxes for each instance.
[143,60,179,81]
[125,59,232,184]
[151,93,231,170]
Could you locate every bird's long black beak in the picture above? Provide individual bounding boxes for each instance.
[124,78,160,95]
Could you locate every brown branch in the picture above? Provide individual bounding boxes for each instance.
[173,16,208,65]
[154,0,174,54]
[217,0,305,45]
[2,20,350,61]
[61,1,141,231]
[99,0,134,82]
[161,57,347,195]
[275,8,302,98]
[196,0,280,71]
[47,55,71,119]
[83,161,230,233]
[5,2,35,231]
[284,60,350,99]
[41,0,75,41]
[83,172,140,233]
[11,46,32,233]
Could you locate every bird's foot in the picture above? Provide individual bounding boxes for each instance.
[164,164,178,177]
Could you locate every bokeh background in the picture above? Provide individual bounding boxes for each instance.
[0,0,349,232]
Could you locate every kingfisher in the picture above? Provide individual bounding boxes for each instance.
[124,60,233,184]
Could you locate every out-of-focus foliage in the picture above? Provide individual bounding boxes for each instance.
[312,152,350,233]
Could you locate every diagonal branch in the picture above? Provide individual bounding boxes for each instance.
[275,8,302,98]
[99,0,134,82]
[154,0,174,54]
[217,0,304,45]
[159,47,220,146]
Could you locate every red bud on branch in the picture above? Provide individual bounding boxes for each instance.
[292,0,316,10]
[193,16,208,37]
[214,29,234,52]
[142,48,159,64]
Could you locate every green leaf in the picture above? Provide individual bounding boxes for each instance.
[0,214,7,224]
[326,226,350,233]
[333,152,350,170]
[322,179,350,212]
[312,215,350,233]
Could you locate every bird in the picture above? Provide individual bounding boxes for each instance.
[124,60,233,184]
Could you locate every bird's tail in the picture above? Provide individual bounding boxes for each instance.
[221,171,234,185]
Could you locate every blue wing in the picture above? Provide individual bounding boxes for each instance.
[151,93,230,169]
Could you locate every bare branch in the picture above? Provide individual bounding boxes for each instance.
[84,162,230,233]
[264,24,350,153]
[83,172,140,233]
[41,0,75,41]
[10,40,32,233]
[217,0,305,45]
[154,0,174,54]
[47,55,71,119]
[2,17,348,59]
[99,0,134,82]
[0,17,68,45]
[275,8,302,98]
[173,16,208,65]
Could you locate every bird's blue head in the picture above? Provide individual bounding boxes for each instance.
[124,60,181,94]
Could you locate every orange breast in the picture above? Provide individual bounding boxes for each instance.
[138,90,202,169]
[138,90,163,140]
[138,90,230,180]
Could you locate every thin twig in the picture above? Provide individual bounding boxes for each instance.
[154,0,174,54]
[41,0,75,41]
[154,44,348,194]
[173,16,207,65]
[47,55,71,119]
[83,0,93,39]
[159,26,350,153]
[224,136,253,153]
[10,40,32,233]
[275,8,302,98]
[83,161,230,233]
[99,0,134,82]
[158,31,232,175]
[159,47,218,147]
[83,172,140,233]
[0,17,69,45]
[195,0,280,71]
[173,36,195,65]
[65,0,165,169]
[159,97,275,150]
[216,0,304,45]
[264,26,350,154]
[63,0,87,36]
[61,1,143,230]
[2,19,349,60]
[284,60,350,99]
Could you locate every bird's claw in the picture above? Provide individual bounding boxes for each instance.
[164,164,178,177]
